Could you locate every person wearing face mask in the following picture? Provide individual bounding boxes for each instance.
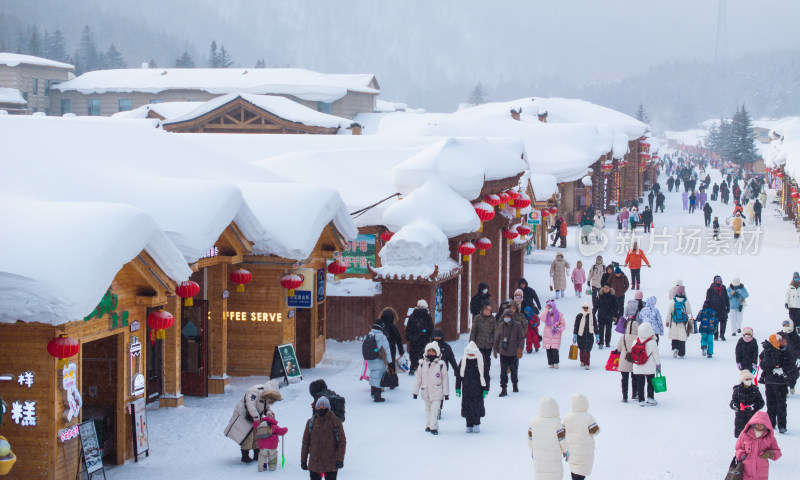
[730,370,765,438]
[623,241,650,291]
[541,299,566,369]
[301,396,347,478]
[727,278,749,337]
[758,333,799,434]
[469,301,495,389]
[412,342,449,435]
[780,320,800,395]
[572,302,599,370]
[735,412,782,480]
[666,286,693,358]
[470,282,491,316]
[224,379,283,464]
[785,272,800,327]
[735,327,759,373]
[518,278,542,314]
[705,275,730,341]
[587,256,605,318]
[493,310,525,396]
[456,341,488,433]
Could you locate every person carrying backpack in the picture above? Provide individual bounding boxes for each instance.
[308,379,346,423]
[631,322,661,406]
[363,321,391,403]
[406,300,434,375]
[301,396,346,478]
[730,370,764,438]
[697,301,719,358]
[666,286,693,358]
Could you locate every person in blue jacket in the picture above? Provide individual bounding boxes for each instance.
[697,301,719,358]
[727,277,749,337]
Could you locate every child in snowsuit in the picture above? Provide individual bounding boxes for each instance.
[571,260,586,297]
[254,411,288,471]
[572,302,598,370]
[527,397,570,480]
[735,412,782,479]
[637,296,664,344]
[412,342,450,435]
[697,301,718,358]
[541,299,566,368]
[456,341,487,433]
[524,306,541,353]
[564,393,600,480]
[730,370,765,438]
[736,327,759,373]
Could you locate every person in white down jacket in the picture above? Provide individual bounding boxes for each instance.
[564,393,600,479]
[528,397,569,480]
[413,341,450,435]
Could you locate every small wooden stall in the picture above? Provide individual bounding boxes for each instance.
[0,251,179,479]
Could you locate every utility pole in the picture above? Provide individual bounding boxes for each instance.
[715,0,728,63]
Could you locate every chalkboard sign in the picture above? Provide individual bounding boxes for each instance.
[130,398,149,462]
[269,343,302,385]
[77,420,106,479]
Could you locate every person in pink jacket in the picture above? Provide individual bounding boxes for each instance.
[541,299,566,369]
[253,411,288,471]
[571,260,587,298]
[735,411,782,480]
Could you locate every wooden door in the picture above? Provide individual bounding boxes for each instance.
[181,300,208,397]
[295,307,312,368]
[146,313,163,404]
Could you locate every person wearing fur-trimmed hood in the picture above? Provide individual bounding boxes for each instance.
[527,397,570,480]
[735,411,782,480]
[412,341,450,435]
[564,393,600,479]
[456,341,487,433]
[224,379,283,464]
[572,302,598,369]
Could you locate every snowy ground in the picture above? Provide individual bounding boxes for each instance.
[107,167,799,479]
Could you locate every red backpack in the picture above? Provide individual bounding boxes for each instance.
[631,337,652,365]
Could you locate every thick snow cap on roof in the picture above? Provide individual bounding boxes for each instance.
[763,118,800,183]
[0,87,26,104]
[163,93,352,129]
[111,101,200,120]
[0,52,74,69]
[373,219,459,280]
[54,68,378,103]
[0,193,190,325]
[530,174,559,202]
[663,129,707,147]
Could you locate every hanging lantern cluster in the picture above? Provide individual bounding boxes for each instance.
[502,227,519,244]
[619,159,629,167]
[280,273,303,296]
[327,259,348,282]
[792,187,799,200]
[229,269,252,293]
[458,242,476,262]
[601,162,614,175]
[484,194,500,209]
[516,224,532,237]
[497,192,510,209]
[147,309,175,340]
[541,209,550,218]
[175,280,200,306]
[47,334,80,369]
[474,202,495,232]
[506,189,520,206]
[380,231,394,242]
[549,206,558,215]
[475,237,492,256]
[513,193,531,218]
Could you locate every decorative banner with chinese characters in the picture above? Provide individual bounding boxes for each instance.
[333,234,375,274]
[62,363,83,422]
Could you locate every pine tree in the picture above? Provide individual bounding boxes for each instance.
[207,40,219,67]
[45,30,69,63]
[76,26,100,74]
[218,44,233,68]
[148,58,158,68]
[635,102,649,123]
[105,44,126,69]
[730,104,758,165]
[28,26,42,57]
[467,82,487,105]
[255,57,266,68]
[174,50,195,68]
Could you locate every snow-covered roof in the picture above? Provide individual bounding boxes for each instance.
[763,117,800,183]
[372,219,462,282]
[0,192,191,325]
[663,129,708,147]
[375,97,647,183]
[54,68,378,103]
[111,101,200,120]
[0,52,74,70]
[530,174,558,202]
[163,93,352,129]
[0,88,25,105]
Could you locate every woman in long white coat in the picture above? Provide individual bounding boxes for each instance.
[528,397,569,480]
[564,393,600,479]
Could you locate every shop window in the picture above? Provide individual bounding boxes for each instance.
[149,99,163,104]
[88,99,101,116]
[44,79,51,96]
[31,78,38,96]
[317,101,332,114]
[118,99,132,112]
[60,98,71,115]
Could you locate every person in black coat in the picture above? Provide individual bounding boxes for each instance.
[782,320,800,393]
[759,333,799,433]
[595,284,617,349]
[753,199,763,226]
[405,301,434,375]
[641,206,653,233]
[647,190,655,211]
[456,341,488,433]
[518,278,541,314]
[470,282,491,317]
[600,265,615,288]
[655,191,665,213]
[735,327,759,372]
[712,183,719,201]
[730,370,765,437]
[377,307,405,378]
[667,176,675,192]
[702,202,713,227]
[432,329,459,373]
[572,302,599,368]
[705,275,730,341]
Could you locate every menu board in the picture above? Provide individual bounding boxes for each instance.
[78,420,106,479]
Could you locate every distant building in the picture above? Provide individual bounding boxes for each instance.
[51,67,379,119]
[0,53,74,115]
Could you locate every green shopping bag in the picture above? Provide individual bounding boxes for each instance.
[651,372,667,393]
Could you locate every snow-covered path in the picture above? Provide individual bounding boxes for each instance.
[108,167,799,480]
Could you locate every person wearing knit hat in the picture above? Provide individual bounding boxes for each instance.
[668,279,684,300]
[727,277,749,337]
[696,301,719,358]
[634,291,643,301]
[412,342,449,435]
[609,266,630,321]
[705,275,730,341]
[493,307,526,396]
[786,273,800,329]
[406,300,434,376]
[759,332,798,433]
[456,341,488,433]
[729,370,765,437]
[666,286,693,358]
[735,327,759,373]
[365,321,391,402]
[301,395,347,475]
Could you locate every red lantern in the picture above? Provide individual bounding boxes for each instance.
[484,194,501,208]
[175,280,200,306]
[541,209,550,218]
[548,206,558,215]
[619,160,629,167]
[280,273,303,296]
[47,334,80,369]
[503,228,519,244]
[474,202,495,232]
[229,269,252,293]
[513,193,531,218]
[475,237,492,256]
[516,224,532,236]
[777,172,785,178]
[458,242,476,262]
[792,191,800,200]
[380,231,394,242]
[147,309,174,340]
[497,192,510,209]
[506,189,520,206]
[327,259,348,282]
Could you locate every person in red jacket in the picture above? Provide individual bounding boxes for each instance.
[558,216,568,248]
[254,411,288,471]
[623,241,650,291]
